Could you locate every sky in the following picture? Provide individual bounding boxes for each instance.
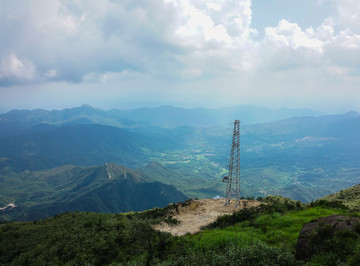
[0,0,359,113]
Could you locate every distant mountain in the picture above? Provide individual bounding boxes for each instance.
[0,124,181,171]
[0,104,323,135]
[0,104,137,136]
[242,111,360,136]
[0,163,188,221]
[109,105,322,127]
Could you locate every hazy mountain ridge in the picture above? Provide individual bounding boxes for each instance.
[0,105,359,212]
[0,104,322,135]
[109,104,322,127]
[0,104,137,137]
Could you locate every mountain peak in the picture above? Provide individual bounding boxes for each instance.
[104,162,145,183]
[80,104,95,109]
[343,111,360,117]
[144,162,168,170]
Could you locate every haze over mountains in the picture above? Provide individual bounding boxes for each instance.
[0,104,322,133]
[108,105,322,128]
[0,104,359,221]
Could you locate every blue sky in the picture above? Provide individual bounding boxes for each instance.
[0,0,359,112]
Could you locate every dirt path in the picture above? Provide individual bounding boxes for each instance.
[154,199,261,236]
[106,163,112,179]
[0,202,17,212]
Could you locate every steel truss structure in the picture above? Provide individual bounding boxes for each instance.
[224,120,240,207]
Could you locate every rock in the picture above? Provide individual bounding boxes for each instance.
[295,215,360,260]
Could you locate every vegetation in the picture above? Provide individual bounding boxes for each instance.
[1,197,359,265]
[321,184,360,210]
[0,163,187,222]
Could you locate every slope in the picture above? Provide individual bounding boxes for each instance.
[0,124,178,171]
[321,184,360,210]
[0,195,359,265]
[138,162,225,198]
[0,163,188,221]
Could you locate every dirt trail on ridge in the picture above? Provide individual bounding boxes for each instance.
[154,198,261,236]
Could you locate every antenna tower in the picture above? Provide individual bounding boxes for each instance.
[225,120,240,207]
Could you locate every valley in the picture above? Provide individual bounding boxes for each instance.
[0,105,359,222]
[3,1,360,264]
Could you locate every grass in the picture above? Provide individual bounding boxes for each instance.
[1,198,359,265]
[186,206,358,253]
[322,184,360,210]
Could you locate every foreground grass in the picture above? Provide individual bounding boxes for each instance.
[0,198,359,265]
[189,206,351,251]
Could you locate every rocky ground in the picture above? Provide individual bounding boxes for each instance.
[154,198,261,236]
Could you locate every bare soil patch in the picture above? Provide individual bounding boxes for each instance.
[154,198,261,236]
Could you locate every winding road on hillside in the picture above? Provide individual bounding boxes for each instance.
[0,202,17,212]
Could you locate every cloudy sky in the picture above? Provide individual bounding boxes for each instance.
[0,0,359,112]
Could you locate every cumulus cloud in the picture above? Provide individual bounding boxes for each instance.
[0,0,359,112]
[256,0,360,83]
[0,0,260,85]
[0,54,36,84]
[264,20,323,52]
[331,0,360,31]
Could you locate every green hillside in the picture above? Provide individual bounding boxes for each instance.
[321,184,360,210]
[139,162,224,198]
[0,123,181,171]
[0,163,187,221]
[0,197,359,265]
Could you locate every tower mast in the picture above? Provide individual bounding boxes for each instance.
[225,120,240,207]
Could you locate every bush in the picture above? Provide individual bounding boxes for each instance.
[310,199,348,209]
[164,216,180,225]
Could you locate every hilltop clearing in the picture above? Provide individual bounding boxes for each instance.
[154,198,261,235]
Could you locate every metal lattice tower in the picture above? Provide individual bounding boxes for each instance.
[225,120,240,207]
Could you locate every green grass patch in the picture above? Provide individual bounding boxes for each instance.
[188,204,357,255]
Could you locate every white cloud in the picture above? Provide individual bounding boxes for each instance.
[0,54,36,81]
[332,0,360,31]
[0,0,258,85]
[0,0,360,112]
[264,20,323,52]
[83,70,150,83]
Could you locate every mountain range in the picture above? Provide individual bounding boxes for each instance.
[0,104,321,134]
[0,104,359,221]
